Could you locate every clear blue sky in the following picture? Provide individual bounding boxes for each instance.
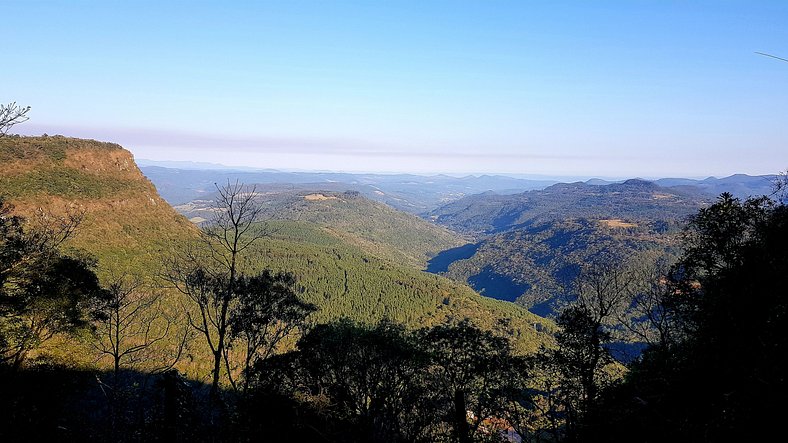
[6,1,788,177]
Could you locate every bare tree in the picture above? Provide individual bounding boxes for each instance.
[540,254,637,439]
[26,205,86,251]
[772,169,788,204]
[574,256,635,333]
[164,181,270,399]
[616,252,679,347]
[0,102,30,136]
[90,274,190,439]
[92,274,189,378]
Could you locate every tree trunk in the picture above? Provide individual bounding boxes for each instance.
[210,348,222,400]
[454,388,471,443]
[162,370,179,441]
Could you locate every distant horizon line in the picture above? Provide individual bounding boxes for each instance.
[136,158,771,183]
[15,127,785,181]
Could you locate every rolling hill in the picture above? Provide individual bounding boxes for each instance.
[431,219,678,316]
[240,220,554,352]
[175,189,466,269]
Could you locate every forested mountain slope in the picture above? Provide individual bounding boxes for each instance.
[243,220,554,353]
[176,189,466,268]
[429,179,710,235]
[438,219,677,315]
[428,180,707,314]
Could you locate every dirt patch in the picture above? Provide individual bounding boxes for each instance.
[598,219,638,228]
[304,193,337,201]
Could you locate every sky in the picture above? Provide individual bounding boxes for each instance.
[5,0,788,177]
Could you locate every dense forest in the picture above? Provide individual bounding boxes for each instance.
[175,188,466,269]
[421,179,721,317]
[1,131,787,441]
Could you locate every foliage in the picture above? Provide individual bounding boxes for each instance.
[226,270,316,391]
[418,320,527,443]
[0,197,105,369]
[589,193,788,441]
[244,319,528,443]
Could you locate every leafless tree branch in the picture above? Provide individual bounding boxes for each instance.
[0,102,30,136]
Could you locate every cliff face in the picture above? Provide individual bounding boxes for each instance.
[0,135,197,275]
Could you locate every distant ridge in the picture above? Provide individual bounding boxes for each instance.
[137,158,274,171]
[141,166,557,212]
[429,179,709,235]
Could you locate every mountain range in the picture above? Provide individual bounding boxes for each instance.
[141,159,779,318]
[141,162,777,215]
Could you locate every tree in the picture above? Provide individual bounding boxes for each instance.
[262,319,430,442]
[591,193,788,441]
[225,270,316,392]
[92,274,189,377]
[615,252,678,348]
[418,320,521,443]
[773,169,788,204]
[1,197,104,369]
[533,255,640,441]
[552,305,614,440]
[164,181,271,398]
[0,102,30,136]
[512,351,566,442]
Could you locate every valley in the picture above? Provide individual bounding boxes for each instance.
[150,166,775,317]
[6,3,785,438]
[3,135,784,441]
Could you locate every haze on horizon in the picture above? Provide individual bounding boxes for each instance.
[6,1,788,177]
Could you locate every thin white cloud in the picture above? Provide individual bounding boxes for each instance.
[18,123,616,161]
